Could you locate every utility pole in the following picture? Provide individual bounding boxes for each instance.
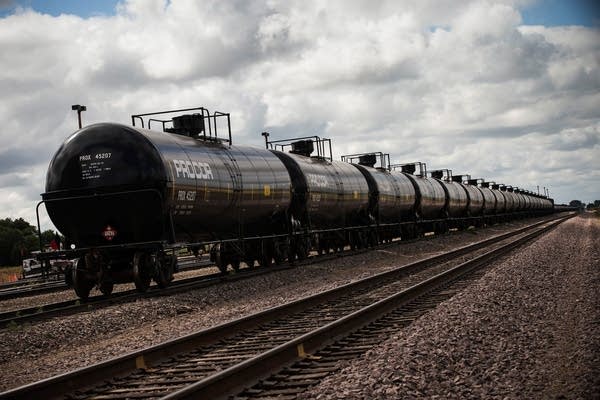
[71,104,87,129]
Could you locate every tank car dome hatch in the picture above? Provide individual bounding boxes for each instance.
[401,164,416,175]
[165,113,205,137]
[429,170,445,180]
[290,140,314,157]
[358,154,377,168]
[341,152,391,171]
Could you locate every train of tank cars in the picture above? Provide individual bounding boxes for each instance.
[36,106,554,299]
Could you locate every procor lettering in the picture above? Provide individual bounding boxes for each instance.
[173,159,214,180]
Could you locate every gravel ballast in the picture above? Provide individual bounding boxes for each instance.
[299,213,599,399]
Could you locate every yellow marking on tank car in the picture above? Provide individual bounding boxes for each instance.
[264,184,271,197]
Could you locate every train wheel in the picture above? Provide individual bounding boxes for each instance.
[210,244,228,274]
[64,264,73,287]
[338,233,347,252]
[133,252,152,293]
[295,236,310,261]
[73,257,93,300]
[259,240,273,268]
[99,280,114,296]
[368,230,378,247]
[260,254,272,268]
[349,231,359,250]
[155,255,174,289]
[357,231,367,249]
[415,225,424,238]
[319,243,328,255]
[273,239,288,265]
[231,259,241,272]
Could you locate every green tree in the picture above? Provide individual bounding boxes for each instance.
[569,200,583,208]
[0,218,60,266]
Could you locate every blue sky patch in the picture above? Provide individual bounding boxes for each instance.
[1,0,599,27]
[0,0,119,18]
[521,0,599,27]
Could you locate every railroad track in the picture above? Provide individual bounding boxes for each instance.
[0,277,50,289]
[0,280,67,301]
[0,214,572,399]
[0,260,290,329]
[0,215,559,329]
[0,256,210,301]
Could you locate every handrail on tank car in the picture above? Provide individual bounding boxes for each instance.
[36,188,168,255]
[131,107,232,146]
[262,133,333,161]
[213,111,232,145]
[341,152,391,170]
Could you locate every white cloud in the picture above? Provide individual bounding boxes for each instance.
[0,0,599,233]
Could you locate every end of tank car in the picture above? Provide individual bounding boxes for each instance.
[40,107,283,299]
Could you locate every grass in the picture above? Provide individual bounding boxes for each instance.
[0,266,21,283]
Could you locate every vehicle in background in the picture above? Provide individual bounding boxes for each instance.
[21,258,43,279]
[21,256,74,281]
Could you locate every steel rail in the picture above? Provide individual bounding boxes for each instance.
[0,277,56,289]
[0,214,572,399]
[0,281,67,301]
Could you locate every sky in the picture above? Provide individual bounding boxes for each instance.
[0,0,599,232]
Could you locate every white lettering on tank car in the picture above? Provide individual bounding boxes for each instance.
[176,190,196,202]
[307,173,329,188]
[173,159,214,180]
[186,191,196,201]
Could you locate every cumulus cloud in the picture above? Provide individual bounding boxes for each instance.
[0,0,599,230]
